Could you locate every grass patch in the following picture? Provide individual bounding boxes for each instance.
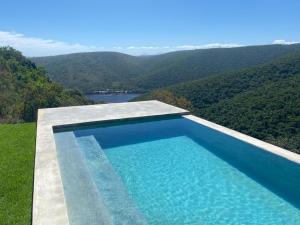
[0,123,36,225]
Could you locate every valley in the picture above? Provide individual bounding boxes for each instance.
[32,43,300,92]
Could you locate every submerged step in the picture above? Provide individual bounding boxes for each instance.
[76,135,147,225]
[54,132,113,225]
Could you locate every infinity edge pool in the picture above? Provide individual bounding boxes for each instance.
[33,101,300,225]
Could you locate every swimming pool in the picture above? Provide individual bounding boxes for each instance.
[53,115,300,225]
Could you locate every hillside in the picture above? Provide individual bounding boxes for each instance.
[136,54,300,153]
[32,44,300,92]
[0,47,91,123]
[32,52,146,92]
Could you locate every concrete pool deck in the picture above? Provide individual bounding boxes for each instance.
[33,100,300,225]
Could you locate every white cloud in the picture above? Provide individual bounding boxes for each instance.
[2,30,300,57]
[113,46,124,50]
[112,44,243,55]
[139,46,159,49]
[0,31,97,56]
[273,39,299,45]
[176,43,243,50]
[0,30,247,56]
[122,43,243,52]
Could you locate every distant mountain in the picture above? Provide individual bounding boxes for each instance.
[32,44,300,92]
[135,54,300,153]
[0,47,90,123]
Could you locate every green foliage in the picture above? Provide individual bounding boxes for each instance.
[32,44,300,92]
[144,90,194,111]
[0,47,91,122]
[0,123,36,225]
[201,76,300,153]
[167,54,300,109]
[32,52,146,92]
[137,54,300,153]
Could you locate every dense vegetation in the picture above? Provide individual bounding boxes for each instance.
[0,123,36,225]
[136,54,300,153]
[33,52,144,92]
[32,44,300,92]
[0,47,91,123]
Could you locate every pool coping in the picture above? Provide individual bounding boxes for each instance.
[33,100,300,225]
[32,100,189,225]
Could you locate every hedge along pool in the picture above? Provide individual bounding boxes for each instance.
[54,115,300,225]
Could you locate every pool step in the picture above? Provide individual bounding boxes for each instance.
[54,132,113,225]
[76,135,147,225]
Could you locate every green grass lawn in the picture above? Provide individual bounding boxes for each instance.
[0,123,36,225]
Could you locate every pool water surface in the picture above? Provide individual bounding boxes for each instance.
[54,116,300,225]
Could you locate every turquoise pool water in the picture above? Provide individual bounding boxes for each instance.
[54,116,300,225]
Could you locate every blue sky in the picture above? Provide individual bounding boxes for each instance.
[1,0,299,56]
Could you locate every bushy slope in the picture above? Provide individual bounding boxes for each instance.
[135,44,300,90]
[201,76,300,153]
[0,47,91,122]
[136,54,300,153]
[32,44,300,92]
[32,52,146,91]
[165,54,300,109]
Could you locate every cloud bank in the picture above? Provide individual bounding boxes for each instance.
[0,31,97,56]
[0,31,299,56]
[175,43,243,50]
[273,39,299,45]
[120,43,244,55]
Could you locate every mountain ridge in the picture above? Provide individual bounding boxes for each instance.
[32,43,300,92]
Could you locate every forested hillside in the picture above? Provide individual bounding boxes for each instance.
[32,44,300,92]
[33,52,146,92]
[0,47,90,123]
[136,54,300,153]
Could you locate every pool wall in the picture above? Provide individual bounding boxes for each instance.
[184,115,300,208]
[33,101,300,225]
